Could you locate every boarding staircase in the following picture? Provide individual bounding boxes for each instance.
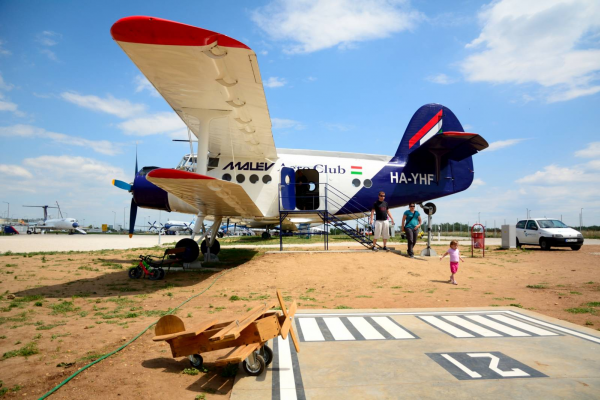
[278,182,385,251]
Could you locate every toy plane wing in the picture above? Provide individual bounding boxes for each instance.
[146,169,263,218]
[111,16,277,160]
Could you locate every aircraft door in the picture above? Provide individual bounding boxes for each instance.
[280,167,296,210]
[296,169,320,210]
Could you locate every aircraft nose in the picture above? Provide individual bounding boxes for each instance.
[72,222,79,228]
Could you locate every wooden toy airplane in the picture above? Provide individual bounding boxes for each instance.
[152,289,299,376]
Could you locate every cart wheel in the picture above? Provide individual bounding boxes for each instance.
[149,268,162,280]
[261,345,273,366]
[189,354,203,369]
[242,354,265,376]
[128,267,142,279]
[175,238,200,262]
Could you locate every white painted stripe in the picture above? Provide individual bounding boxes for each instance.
[465,315,530,337]
[420,120,443,146]
[348,317,385,340]
[506,311,600,344]
[372,317,414,339]
[420,316,474,338]
[488,315,558,336]
[277,336,297,400]
[298,318,325,341]
[323,317,355,341]
[441,354,481,378]
[442,316,502,337]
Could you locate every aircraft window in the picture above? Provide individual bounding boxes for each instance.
[249,174,259,184]
[352,179,360,187]
[285,175,290,185]
[363,179,372,188]
[263,175,272,184]
[236,174,245,183]
[308,182,316,191]
[516,220,526,229]
[222,173,232,181]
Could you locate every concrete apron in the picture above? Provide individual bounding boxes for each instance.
[231,307,600,399]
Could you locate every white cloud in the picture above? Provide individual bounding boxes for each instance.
[36,31,61,47]
[252,0,423,54]
[426,73,456,84]
[0,39,11,56]
[40,49,58,62]
[264,77,287,88]
[118,112,185,136]
[0,93,24,117]
[60,92,146,119]
[0,124,122,156]
[575,142,600,158]
[23,156,125,184]
[486,138,527,152]
[271,118,305,130]
[134,74,159,97]
[516,162,600,185]
[471,178,485,188]
[0,164,33,178]
[0,72,14,91]
[461,0,600,102]
[324,122,353,132]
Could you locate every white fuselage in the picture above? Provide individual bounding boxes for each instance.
[163,220,194,232]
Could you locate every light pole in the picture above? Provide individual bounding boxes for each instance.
[112,211,116,231]
[2,202,8,222]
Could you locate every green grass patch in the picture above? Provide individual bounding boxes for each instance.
[570,291,583,295]
[182,368,200,376]
[565,307,595,314]
[509,303,524,308]
[526,284,546,289]
[50,301,79,315]
[585,302,600,307]
[334,305,352,309]
[2,342,38,360]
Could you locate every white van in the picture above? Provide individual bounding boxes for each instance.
[515,218,584,251]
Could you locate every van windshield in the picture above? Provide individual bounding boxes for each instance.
[538,220,568,229]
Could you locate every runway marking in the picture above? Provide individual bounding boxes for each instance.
[419,316,475,338]
[272,336,305,400]
[487,315,558,336]
[442,316,503,337]
[295,316,418,342]
[465,315,531,337]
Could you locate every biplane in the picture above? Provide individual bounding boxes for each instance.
[110,16,488,254]
[152,290,299,376]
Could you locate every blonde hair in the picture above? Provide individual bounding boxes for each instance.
[450,240,458,246]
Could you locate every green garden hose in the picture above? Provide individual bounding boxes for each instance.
[38,270,229,399]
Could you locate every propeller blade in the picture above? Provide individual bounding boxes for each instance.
[112,179,132,191]
[129,199,137,238]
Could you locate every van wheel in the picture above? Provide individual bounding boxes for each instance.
[540,238,550,251]
[516,238,521,248]
[570,245,581,251]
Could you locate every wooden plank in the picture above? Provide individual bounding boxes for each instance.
[154,315,185,337]
[277,290,288,317]
[280,315,291,340]
[179,318,218,338]
[288,300,297,317]
[209,300,277,342]
[213,343,261,366]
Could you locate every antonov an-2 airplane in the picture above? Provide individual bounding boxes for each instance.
[110,16,488,255]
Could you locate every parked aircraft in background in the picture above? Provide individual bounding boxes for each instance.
[110,16,488,255]
[23,203,86,235]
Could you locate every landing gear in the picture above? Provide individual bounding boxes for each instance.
[419,202,437,257]
[175,238,200,262]
[200,239,220,255]
[262,232,272,240]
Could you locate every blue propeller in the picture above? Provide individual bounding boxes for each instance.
[112,179,132,191]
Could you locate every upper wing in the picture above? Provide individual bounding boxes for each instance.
[146,169,263,218]
[111,16,276,160]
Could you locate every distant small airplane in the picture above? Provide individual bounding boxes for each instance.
[23,202,86,235]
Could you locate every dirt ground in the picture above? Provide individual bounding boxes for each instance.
[0,243,599,399]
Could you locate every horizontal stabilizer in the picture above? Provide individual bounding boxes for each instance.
[410,131,489,162]
[146,169,263,218]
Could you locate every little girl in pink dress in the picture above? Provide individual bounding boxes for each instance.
[440,240,466,285]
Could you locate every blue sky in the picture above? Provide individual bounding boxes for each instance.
[1,0,599,229]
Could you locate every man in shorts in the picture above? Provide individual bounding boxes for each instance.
[369,191,394,251]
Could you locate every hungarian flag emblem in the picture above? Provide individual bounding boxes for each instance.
[351,166,362,175]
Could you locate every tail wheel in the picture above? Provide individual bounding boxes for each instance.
[200,239,220,255]
[175,238,200,262]
[423,202,437,216]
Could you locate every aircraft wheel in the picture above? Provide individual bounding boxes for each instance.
[128,267,142,279]
[261,232,271,240]
[540,238,550,251]
[200,239,220,255]
[189,354,203,369]
[242,354,265,376]
[27,230,32,235]
[571,245,581,251]
[217,231,224,238]
[175,238,200,262]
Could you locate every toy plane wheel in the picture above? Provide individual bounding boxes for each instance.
[189,354,203,369]
[243,353,265,376]
[261,345,273,366]
[276,289,300,353]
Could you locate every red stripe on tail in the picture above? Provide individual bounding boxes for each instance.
[408,109,443,149]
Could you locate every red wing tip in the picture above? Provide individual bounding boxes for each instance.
[111,16,250,49]
[147,168,216,180]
